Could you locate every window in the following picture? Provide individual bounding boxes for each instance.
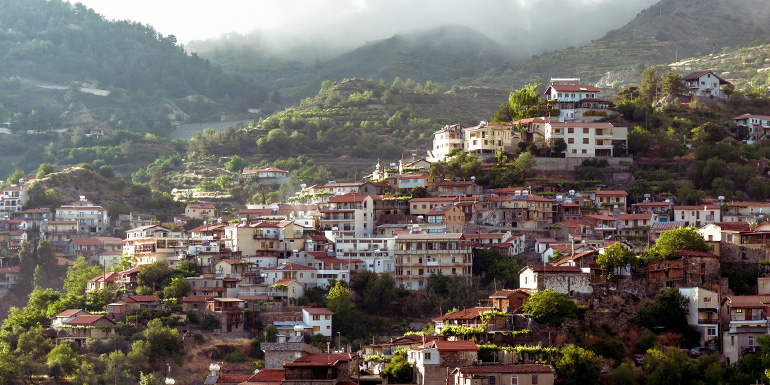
[511,375,518,385]
[583,138,589,144]
[532,375,538,384]
[567,127,574,133]
[704,297,712,303]
[489,377,495,385]
[313,315,320,320]
[568,138,574,144]
[424,352,431,360]
[707,328,716,337]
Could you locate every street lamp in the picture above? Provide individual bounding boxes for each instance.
[337,332,341,352]
[165,363,175,385]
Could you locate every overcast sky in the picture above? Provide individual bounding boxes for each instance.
[72,0,661,55]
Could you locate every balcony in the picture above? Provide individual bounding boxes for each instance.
[698,318,719,325]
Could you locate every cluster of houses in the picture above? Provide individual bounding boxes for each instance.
[6,71,770,384]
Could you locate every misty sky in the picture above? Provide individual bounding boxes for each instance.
[73,0,661,56]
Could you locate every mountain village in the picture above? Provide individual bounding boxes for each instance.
[1,71,770,384]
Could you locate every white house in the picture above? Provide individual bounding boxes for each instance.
[682,70,730,99]
[678,287,719,346]
[543,78,607,121]
[55,196,110,236]
[321,193,374,237]
[302,308,333,336]
[0,182,29,214]
[543,121,627,157]
[734,114,770,142]
[673,205,721,227]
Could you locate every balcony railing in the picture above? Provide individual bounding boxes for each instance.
[698,318,719,325]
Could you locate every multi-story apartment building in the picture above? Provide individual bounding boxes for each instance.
[430,124,465,161]
[593,190,627,215]
[123,225,187,266]
[55,196,110,236]
[41,220,78,249]
[722,201,770,223]
[0,182,29,215]
[543,78,606,121]
[678,287,719,346]
[185,203,216,220]
[321,193,374,237]
[544,121,628,157]
[673,205,721,227]
[223,221,304,259]
[721,295,770,365]
[464,122,515,156]
[394,233,472,290]
[327,233,395,273]
[632,201,673,222]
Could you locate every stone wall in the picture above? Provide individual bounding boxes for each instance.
[261,342,320,369]
[533,157,633,171]
[720,243,765,264]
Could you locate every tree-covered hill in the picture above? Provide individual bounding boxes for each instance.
[194,25,513,104]
[0,0,267,135]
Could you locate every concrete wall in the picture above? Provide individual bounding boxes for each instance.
[261,342,320,369]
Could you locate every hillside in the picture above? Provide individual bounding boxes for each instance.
[0,0,267,136]
[474,0,770,90]
[195,25,513,103]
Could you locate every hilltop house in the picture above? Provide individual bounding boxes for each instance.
[682,70,731,99]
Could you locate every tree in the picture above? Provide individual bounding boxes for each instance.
[521,289,578,326]
[362,274,397,316]
[47,342,81,379]
[596,243,634,282]
[555,346,603,385]
[174,259,198,277]
[326,280,353,315]
[162,277,190,300]
[643,347,698,385]
[36,163,53,179]
[551,138,567,156]
[638,289,700,346]
[661,72,689,96]
[627,126,653,154]
[63,257,103,298]
[137,260,173,291]
[509,84,541,118]
[649,226,709,260]
[513,152,536,179]
[225,155,248,173]
[640,66,662,104]
[98,165,115,179]
[0,352,19,385]
[482,258,523,289]
[381,354,412,383]
[139,371,158,385]
[143,319,184,365]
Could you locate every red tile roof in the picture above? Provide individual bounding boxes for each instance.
[523,265,583,273]
[713,222,752,232]
[428,340,479,352]
[433,307,493,321]
[0,266,21,274]
[303,308,334,315]
[56,309,90,318]
[285,353,352,367]
[328,193,370,204]
[182,295,215,303]
[490,289,529,299]
[546,84,600,92]
[65,314,115,326]
[265,263,315,271]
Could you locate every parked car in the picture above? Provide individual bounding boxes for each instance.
[689,347,715,357]
[633,354,644,366]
